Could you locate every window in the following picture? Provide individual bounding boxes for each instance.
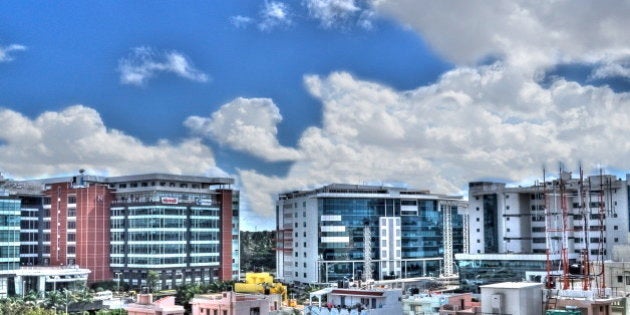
[67,195,76,204]
[618,276,623,283]
[250,307,261,315]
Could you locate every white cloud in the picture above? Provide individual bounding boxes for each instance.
[374,1,630,69]
[0,43,26,62]
[0,105,222,178]
[304,0,378,29]
[230,15,254,29]
[230,69,630,219]
[590,56,630,80]
[304,0,360,28]
[259,1,292,31]
[118,47,208,86]
[185,97,301,162]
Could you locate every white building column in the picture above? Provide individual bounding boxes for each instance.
[0,277,8,298]
[15,275,23,296]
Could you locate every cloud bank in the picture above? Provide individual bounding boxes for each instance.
[118,47,209,86]
[0,105,222,178]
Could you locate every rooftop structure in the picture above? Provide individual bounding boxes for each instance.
[190,291,283,315]
[124,293,185,315]
[306,287,403,315]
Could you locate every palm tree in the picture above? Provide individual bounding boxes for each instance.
[42,290,67,310]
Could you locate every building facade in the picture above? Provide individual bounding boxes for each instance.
[0,195,20,297]
[276,184,465,284]
[0,172,240,294]
[107,174,239,289]
[457,173,630,291]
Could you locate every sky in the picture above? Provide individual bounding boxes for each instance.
[1,1,630,231]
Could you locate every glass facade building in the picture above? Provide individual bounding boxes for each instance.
[276,184,465,284]
[0,197,20,272]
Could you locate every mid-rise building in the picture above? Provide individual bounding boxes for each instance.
[0,171,240,294]
[276,184,465,284]
[457,172,630,291]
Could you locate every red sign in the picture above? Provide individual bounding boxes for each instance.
[161,197,178,204]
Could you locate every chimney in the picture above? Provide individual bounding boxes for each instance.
[137,293,153,305]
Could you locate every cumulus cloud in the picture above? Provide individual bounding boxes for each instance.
[118,47,208,86]
[0,105,221,178]
[374,1,630,69]
[229,69,630,218]
[0,43,26,62]
[185,97,301,162]
[259,1,292,31]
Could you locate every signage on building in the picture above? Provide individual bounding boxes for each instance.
[196,198,213,206]
[161,197,178,204]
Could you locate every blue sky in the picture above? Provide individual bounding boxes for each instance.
[1,1,630,230]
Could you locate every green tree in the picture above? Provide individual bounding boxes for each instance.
[146,270,160,292]
[240,230,276,272]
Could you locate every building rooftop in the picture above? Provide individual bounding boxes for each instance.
[480,282,543,289]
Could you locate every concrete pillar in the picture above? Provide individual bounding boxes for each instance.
[15,275,23,296]
[38,276,46,297]
[0,277,8,298]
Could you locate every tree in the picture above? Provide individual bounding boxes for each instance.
[42,290,69,311]
[240,230,276,272]
[146,270,160,292]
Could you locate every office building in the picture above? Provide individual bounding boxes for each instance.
[107,173,239,288]
[276,184,465,284]
[0,171,240,294]
[457,173,630,291]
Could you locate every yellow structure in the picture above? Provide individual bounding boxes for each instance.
[234,272,295,306]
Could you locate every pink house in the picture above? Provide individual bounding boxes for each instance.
[190,291,283,315]
[124,293,185,315]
